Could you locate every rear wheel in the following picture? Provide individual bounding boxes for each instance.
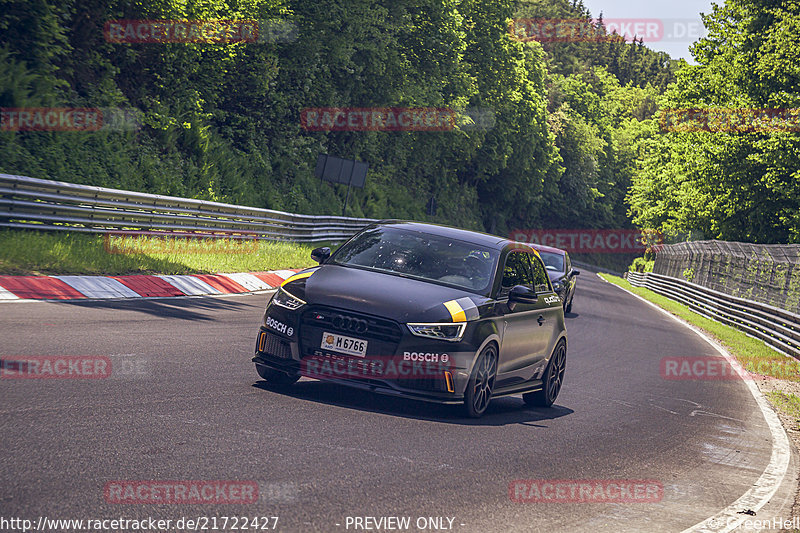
[256,364,300,386]
[523,339,566,407]
[463,343,498,418]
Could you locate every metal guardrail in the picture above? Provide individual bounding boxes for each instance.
[653,240,800,315]
[625,271,800,359]
[0,174,377,242]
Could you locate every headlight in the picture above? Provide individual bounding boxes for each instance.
[407,322,467,342]
[271,287,306,310]
[552,281,563,290]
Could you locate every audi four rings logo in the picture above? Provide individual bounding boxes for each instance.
[332,315,368,333]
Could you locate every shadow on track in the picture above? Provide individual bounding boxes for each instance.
[53,295,258,320]
[252,380,573,427]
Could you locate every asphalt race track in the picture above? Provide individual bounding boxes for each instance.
[0,272,796,532]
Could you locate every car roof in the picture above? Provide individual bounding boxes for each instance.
[528,242,566,255]
[374,220,518,251]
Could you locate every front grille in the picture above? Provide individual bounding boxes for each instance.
[258,331,292,359]
[300,307,403,344]
[298,306,404,382]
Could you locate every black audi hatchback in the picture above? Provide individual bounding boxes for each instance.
[253,221,567,417]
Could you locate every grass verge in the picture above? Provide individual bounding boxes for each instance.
[767,392,800,429]
[0,229,332,275]
[599,273,800,420]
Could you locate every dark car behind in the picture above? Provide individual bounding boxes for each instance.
[529,243,580,313]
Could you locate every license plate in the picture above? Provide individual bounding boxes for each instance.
[320,331,368,357]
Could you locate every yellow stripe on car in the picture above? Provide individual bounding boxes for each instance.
[281,270,316,287]
[443,299,467,322]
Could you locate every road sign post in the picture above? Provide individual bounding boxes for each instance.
[315,154,369,216]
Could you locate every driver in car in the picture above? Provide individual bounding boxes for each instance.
[439,250,493,289]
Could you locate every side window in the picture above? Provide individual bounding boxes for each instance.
[531,254,551,294]
[500,251,534,296]
[565,253,571,273]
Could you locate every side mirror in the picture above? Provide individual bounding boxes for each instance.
[573,270,581,276]
[311,246,331,264]
[508,284,537,303]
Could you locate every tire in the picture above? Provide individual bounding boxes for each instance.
[463,343,498,418]
[523,339,566,407]
[565,296,573,314]
[256,364,300,386]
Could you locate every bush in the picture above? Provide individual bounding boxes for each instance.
[629,257,654,272]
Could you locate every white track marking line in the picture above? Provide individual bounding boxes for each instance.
[599,273,791,533]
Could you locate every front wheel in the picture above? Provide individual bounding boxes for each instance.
[523,339,566,407]
[256,364,300,385]
[463,343,498,418]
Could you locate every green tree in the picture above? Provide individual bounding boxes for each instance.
[628,0,800,243]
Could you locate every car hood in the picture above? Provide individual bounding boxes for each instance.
[282,264,491,323]
[547,270,566,282]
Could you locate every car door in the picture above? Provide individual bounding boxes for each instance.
[563,252,576,301]
[495,251,548,387]
[530,252,563,365]
[563,252,572,296]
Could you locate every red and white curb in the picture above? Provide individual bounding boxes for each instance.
[0,269,302,301]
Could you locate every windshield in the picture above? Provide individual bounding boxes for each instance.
[331,227,499,294]
[538,251,565,272]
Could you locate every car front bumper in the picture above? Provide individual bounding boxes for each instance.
[253,303,483,403]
